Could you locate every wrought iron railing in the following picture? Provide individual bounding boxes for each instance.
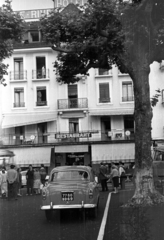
[99,98,111,103]
[13,102,25,108]
[1,129,135,146]
[32,69,49,79]
[122,96,134,102]
[36,101,47,106]
[58,98,88,109]
[10,71,27,80]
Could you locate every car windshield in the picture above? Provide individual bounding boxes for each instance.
[51,170,89,182]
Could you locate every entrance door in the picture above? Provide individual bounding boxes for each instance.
[37,122,47,143]
[101,117,111,140]
[15,126,25,144]
[124,115,134,139]
[68,85,78,108]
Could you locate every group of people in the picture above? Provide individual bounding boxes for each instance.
[0,164,47,200]
[0,165,22,200]
[99,162,126,194]
[26,164,47,195]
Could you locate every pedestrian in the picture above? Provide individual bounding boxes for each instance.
[119,162,126,189]
[99,162,108,192]
[26,165,34,196]
[40,164,47,186]
[1,168,7,198]
[33,168,41,194]
[110,165,119,193]
[16,168,22,196]
[7,164,18,200]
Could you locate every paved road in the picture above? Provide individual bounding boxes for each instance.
[0,190,109,240]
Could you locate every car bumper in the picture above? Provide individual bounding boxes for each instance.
[40,203,97,210]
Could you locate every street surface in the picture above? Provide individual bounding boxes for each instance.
[0,189,109,240]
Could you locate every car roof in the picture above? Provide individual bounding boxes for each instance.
[51,166,91,173]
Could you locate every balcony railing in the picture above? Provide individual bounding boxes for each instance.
[36,101,47,106]
[99,98,111,103]
[13,102,25,108]
[122,96,134,102]
[58,98,88,109]
[10,71,27,80]
[1,129,135,146]
[32,69,49,79]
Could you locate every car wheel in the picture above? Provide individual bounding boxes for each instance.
[45,210,53,221]
[90,207,98,218]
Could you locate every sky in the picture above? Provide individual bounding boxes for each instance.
[0,0,53,10]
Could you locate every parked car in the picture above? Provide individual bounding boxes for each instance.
[40,166,100,221]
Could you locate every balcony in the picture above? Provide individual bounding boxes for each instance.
[32,69,49,80]
[1,129,135,146]
[13,102,25,108]
[36,101,47,106]
[58,98,88,110]
[10,71,27,81]
[122,96,134,102]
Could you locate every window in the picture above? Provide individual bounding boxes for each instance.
[69,118,79,133]
[30,31,39,42]
[122,82,134,102]
[36,57,46,79]
[14,58,23,80]
[99,83,110,103]
[14,88,25,108]
[36,87,47,106]
[68,85,78,108]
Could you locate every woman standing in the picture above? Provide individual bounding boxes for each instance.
[110,165,119,193]
[1,168,7,198]
[33,169,41,194]
[17,168,22,196]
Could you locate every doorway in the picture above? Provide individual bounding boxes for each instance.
[37,122,47,143]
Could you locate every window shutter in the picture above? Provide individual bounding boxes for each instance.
[68,85,77,96]
[99,83,109,101]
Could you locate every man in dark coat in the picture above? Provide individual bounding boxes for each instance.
[26,165,34,195]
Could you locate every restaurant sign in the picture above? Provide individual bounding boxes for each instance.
[55,132,91,139]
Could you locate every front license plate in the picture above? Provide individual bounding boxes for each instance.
[61,192,74,201]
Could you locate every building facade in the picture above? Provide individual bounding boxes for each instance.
[0,1,164,172]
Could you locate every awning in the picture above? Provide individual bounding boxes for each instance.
[89,108,134,116]
[9,147,51,167]
[91,143,135,163]
[2,112,57,129]
[0,150,15,157]
[55,145,88,153]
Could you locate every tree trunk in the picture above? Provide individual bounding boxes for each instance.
[126,58,164,206]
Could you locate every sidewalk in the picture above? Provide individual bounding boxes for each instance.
[103,187,164,240]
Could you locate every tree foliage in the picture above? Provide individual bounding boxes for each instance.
[41,0,164,205]
[0,0,24,85]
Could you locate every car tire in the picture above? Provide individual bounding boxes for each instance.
[45,210,53,221]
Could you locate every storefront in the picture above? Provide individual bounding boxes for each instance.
[54,145,91,166]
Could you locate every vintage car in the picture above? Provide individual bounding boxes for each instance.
[40,166,99,220]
